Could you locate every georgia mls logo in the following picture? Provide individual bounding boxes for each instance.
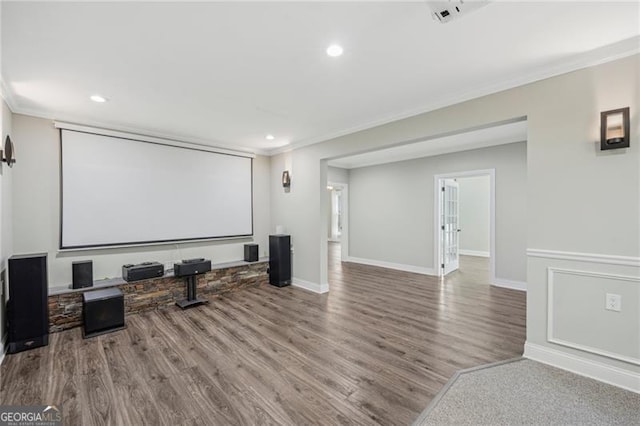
[0,404,62,426]
[43,406,61,416]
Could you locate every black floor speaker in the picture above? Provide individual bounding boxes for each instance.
[269,235,291,287]
[7,253,49,354]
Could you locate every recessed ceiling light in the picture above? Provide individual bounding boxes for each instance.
[90,95,108,103]
[265,134,275,140]
[326,44,344,57]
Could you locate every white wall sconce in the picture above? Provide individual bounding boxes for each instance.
[282,170,291,190]
[601,107,630,150]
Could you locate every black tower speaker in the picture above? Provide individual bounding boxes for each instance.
[7,253,49,353]
[72,260,93,289]
[244,244,259,262]
[269,235,291,287]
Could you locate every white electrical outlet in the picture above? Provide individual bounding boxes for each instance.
[605,293,622,312]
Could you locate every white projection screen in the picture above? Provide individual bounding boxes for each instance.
[60,130,253,249]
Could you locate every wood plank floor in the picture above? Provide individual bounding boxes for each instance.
[0,244,526,425]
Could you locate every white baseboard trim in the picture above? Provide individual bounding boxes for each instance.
[292,277,329,294]
[524,342,640,394]
[459,249,490,258]
[492,277,527,291]
[345,256,436,276]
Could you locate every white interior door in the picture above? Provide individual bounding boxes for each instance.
[330,189,342,240]
[441,179,460,275]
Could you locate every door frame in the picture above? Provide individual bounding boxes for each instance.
[433,169,495,281]
[328,181,349,261]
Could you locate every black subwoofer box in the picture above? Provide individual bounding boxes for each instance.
[244,244,259,262]
[72,260,93,289]
[269,235,291,287]
[83,288,125,338]
[7,253,49,353]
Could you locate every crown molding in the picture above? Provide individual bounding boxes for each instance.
[267,36,640,156]
[0,77,18,113]
[3,37,638,158]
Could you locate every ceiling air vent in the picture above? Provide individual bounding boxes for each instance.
[427,1,490,23]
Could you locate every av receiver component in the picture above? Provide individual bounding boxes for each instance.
[122,262,164,282]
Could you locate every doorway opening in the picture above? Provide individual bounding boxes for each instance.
[435,169,495,282]
[327,182,349,262]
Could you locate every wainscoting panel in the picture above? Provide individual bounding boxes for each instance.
[526,248,640,392]
[547,267,640,365]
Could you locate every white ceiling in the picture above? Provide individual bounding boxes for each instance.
[1,2,638,154]
[328,119,527,169]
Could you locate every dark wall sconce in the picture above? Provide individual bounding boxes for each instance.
[282,170,291,189]
[1,135,16,167]
[601,107,630,150]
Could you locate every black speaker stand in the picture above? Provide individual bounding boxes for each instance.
[176,274,208,309]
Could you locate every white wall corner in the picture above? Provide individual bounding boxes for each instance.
[524,342,640,394]
[492,277,527,291]
[345,256,437,276]
[292,277,329,294]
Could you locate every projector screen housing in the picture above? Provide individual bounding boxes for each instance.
[60,129,253,249]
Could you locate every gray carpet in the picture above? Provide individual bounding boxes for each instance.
[413,358,640,426]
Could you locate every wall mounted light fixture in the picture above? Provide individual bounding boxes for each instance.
[601,107,630,150]
[1,135,16,167]
[282,170,291,189]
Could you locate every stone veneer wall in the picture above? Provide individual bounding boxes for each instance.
[48,262,268,333]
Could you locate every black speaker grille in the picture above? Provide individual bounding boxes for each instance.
[269,235,291,286]
[7,254,49,353]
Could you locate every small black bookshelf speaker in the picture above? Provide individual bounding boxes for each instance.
[72,260,93,289]
[244,244,259,262]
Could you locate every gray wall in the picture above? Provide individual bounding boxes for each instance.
[328,166,349,184]
[0,99,13,348]
[458,175,490,255]
[270,55,639,380]
[348,143,525,282]
[11,114,271,287]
